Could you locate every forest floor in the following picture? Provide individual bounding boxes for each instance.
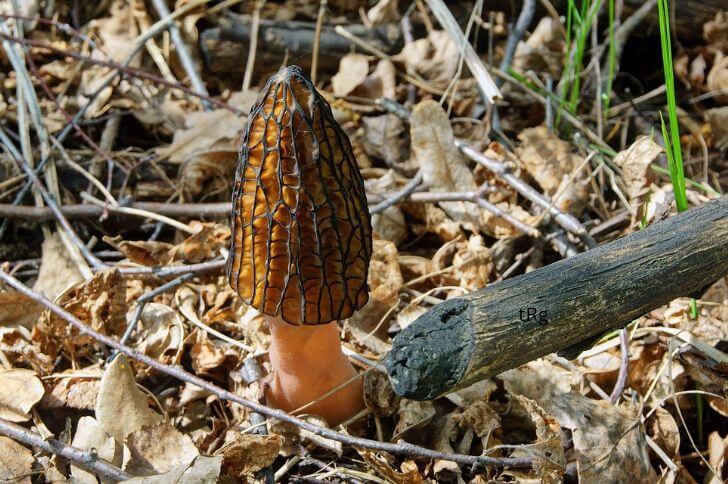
[0,1,726,482]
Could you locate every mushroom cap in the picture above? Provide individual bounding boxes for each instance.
[228,66,372,325]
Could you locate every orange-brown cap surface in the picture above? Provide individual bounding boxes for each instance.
[228,66,372,325]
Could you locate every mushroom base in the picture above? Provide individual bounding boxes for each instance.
[265,315,365,427]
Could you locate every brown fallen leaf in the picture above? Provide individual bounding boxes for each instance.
[215,433,282,478]
[71,416,122,484]
[706,106,728,148]
[137,303,185,364]
[516,125,581,197]
[360,450,423,484]
[121,455,222,484]
[395,31,459,87]
[707,55,728,104]
[0,291,44,330]
[331,53,370,97]
[0,435,34,484]
[367,0,400,26]
[0,368,45,422]
[511,395,565,483]
[410,100,480,229]
[42,370,101,411]
[392,399,435,441]
[96,353,161,442]
[613,135,663,201]
[32,231,84,301]
[706,431,728,484]
[125,421,200,476]
[502,360,655,483]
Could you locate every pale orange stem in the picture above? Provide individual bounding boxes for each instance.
[265,315,364,426]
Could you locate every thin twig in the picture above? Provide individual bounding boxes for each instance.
[496,0,536,88]
[242,0,265,91]
[0,269,533,469]
[609,328,629,403]
[0,417,130,482]
[149,0,212,110]
[423,0,501,104]
[310,0,327,85]
[370,171,424,213]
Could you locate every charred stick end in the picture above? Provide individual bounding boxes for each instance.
[385,298,474,400]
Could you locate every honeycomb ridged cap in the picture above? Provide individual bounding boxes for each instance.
[227,66,372,325]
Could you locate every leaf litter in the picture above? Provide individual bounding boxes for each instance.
[0,1,726,482]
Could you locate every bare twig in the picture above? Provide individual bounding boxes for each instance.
[242,0,265,91]
[370,171,424,213]
[456,140,597,247]
[0,417,130,482]
[609,328,630,403]
[310,0,327,85]
[423,0,501,104]
[149,0,212,110]
[0,269,533,469]
[496,0,536,88]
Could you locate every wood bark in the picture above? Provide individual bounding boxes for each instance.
[385,196,728,400]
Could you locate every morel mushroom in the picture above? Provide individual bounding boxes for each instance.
[228,66,372,426]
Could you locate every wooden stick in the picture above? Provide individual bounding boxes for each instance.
[385,197,728,399]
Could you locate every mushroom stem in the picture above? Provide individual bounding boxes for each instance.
[265,315,365,426]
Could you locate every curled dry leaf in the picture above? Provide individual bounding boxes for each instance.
[96,353,161,442]
[361,451,424,484]
[137,303,185,364]
[0,368,44,422]
[512,17,565,77]
[331,53,370,97]
[367,0,400,26]
[125,421,200,476]
[706,431,728,484]
[34,269,127,361]
[646,407,680,461]
[410,100,480,229]
[502,360,655,483]
[70,416,121,484]
[364,369,401,417]
[453,399,501,438]
[511,395,565,483]
[361,114,408,168]
[42,369,101,410]
[0,435,34,484]
[0,327,52,375]
[613,135,663,200]
[516,126,582,198]
[707,55,728,104]
[392,399,436,441]
[396,31,459,87]
[215,433,282,477]
[179,150,239,200]
[706,106,728,148]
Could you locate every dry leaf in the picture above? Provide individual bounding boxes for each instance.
[125,421,200,475]
[121,455,222,484]
[215,433,282,477]
[392,399,435,440]
[706,431,728,484]
[516,126,581,196]
[364,369,401,417]
[71,416,122,484]
[137,303,184,363]
[331,53,370,97]
[613,135,663,200]
[156,91,257,164]
[410,100,480,228]
[0,291,44,329]
[0,436,33,484]
[502,360,655,483]
[96,353,161,442]
[512,395,565,483]
[42,370,101,410]
[34,269,127,361]
[32,231,84,301]
[396,31,459,87]
[512,17,565,77]
[348,239,402,352]
[707,55,728,104]
[361,451,423,483]
[0,368,44,422]
[646,407,680,461]
[361,114,407,167]
[367,0,400,26]
[453,400,501,438]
